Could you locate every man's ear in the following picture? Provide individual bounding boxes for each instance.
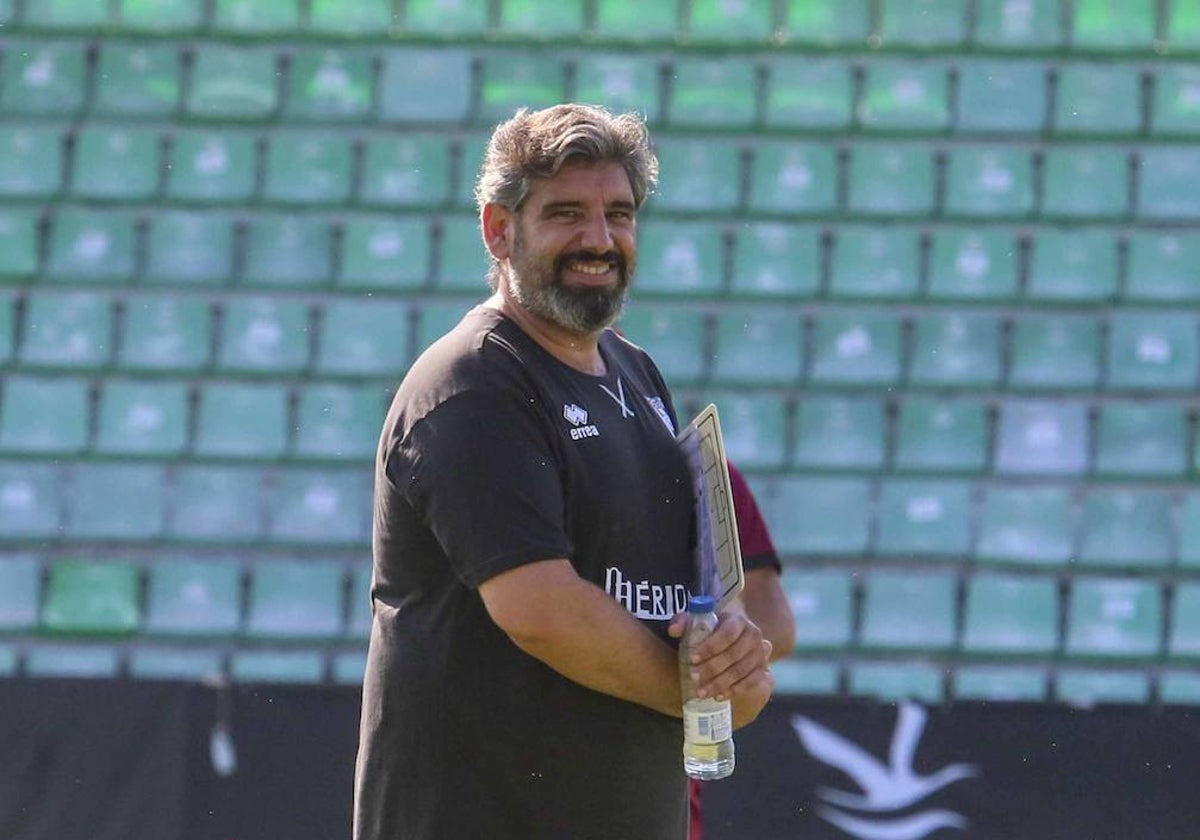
[481,203,513,261]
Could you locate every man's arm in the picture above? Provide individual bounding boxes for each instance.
[742,567,795,663]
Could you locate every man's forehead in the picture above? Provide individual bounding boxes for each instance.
[526,159,635,206]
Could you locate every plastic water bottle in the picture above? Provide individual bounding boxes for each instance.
[679,594,735,780]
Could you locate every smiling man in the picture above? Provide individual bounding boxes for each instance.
[352,104,774,840]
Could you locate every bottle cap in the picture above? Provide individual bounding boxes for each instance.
[687,594,716,614]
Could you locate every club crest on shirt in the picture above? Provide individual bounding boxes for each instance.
[563,403,601,441]
[646,397,675,434]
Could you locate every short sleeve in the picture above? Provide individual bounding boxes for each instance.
[727,461,781,573]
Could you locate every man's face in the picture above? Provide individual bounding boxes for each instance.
[500,160,638,335]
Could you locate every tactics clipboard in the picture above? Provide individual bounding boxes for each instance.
[677,403,745,611]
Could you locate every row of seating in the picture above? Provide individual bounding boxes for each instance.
[3,0,1196,54]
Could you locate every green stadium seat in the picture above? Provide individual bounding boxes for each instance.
[704,392,787,469]
[0,376,89,454]
[973,0,1064,48]
[1181,494,1200,569]
[927,229,1019,300]
[129,648,225,681]
[360,135,452,208]
[943,145,1035,217]
[618,304,707,385]
[339,216,431,290]
[573,53,663,123]
[195,382,289,458]
[792,395,886,471]
[402,0,490,36]
[1138,146,1200,220]
[213,0,300,33]
[668,56,757,128]
[0,0,11,20]
[19,291,113,369]
[1168,583,1200,657]
[730,223,821,298]
[849,662,943,703]
[711,309,804,386]
[42,560,140,635]
[243,215,332,287]
[995,399,1090,476]
[0,41,86,114]
[286,48,373,121]
[0,209,40,281]
[955,60,1048,134]
[1065,577,1161,658]
[346,565,372,640]
[66,464,166,540]
[1026,230,1119,302]
[860,571,957,650]
[119,294,212,372]
[1059,671,1152,706]
[263,132,353,205]
[0,126,63,198]
[0,463,63,537]
[231,650,325,684]
[0,555,41,631]
[333,651,369,684]
[454,133,489,209]
[748,142,838,215]
[23,0,110,26]
[953,666,1048,702]
[589,0,677,38]
[378,48,472,124]
[25,645,121,678]
[168,465,264,543]
[70,127,161,201]
[1160,671,1200,704]
[145,212,235,285]
[309,0,395,34]
[829,227,920,300]
[1094,402,1188,477]
[636,222,725,297]
[434,214,490,292]
[770,661,840,696]
[247,559,345,639]
[857,60,950,132]
[294,383,387,461]
[316,299,413,377]
[95,380,190,456]
[808,310,902,386]
[1009,314,1102,390]
[45,209,136,283]
[1078,489,1173,569]
[1166,0,1200,50]
[909,312,1003,388]
[976,485,1073,566]
[268,468,371,545]
[414,299,474,353]
[962,573,1058,654]
[654,138,742,212]
[846,144,935,216]
[94,43,182,116]
[1125,232,1200,302]
[1151,65,1200,136]
[477,53,568,124]
[497,0,585,37]
[0,293,12,363]
[186,45,280,120]
[763,57,854,130]
[1054,63,1143,135]
[760,475,872,555]
[217,297,312,374]
[879,0,969,46]
[1070,0,1157,50]
[893,397,989,473]
[166,131,258,203]
[875,478,973,559]
[1041,147,1130,219]
[117,0,204,29]
[782,568,853,650]
[687,0,773,41]
[1106,311,1199,390]
[781,0,870,45]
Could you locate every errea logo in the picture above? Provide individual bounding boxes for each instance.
[564,403,601,441]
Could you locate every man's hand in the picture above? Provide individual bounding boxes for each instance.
[669,609,774,729]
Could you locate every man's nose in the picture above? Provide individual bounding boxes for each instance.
[578,213,615,251]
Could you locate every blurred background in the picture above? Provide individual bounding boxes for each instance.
[1,1,1199,838]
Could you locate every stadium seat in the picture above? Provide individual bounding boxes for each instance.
[874,478,973,559]
[1181,494,1200,569]
[1125,231,1200,302]
[294,383,387,461]
[0,377,89,454]
[0,125,64,198]
[1065,577,1162,658]
[1009,314,1102,390]
[636,222,725,297]
[908,312,1003,388]
[1056,670,1150,707]
[116,0,204,30]
[266,468,372,545]
[66,464,166,540]
[19,291,113,370]
[856,60,950,132]
[976,485,1073,567]
[1152,63,1200,136]
[1055,63,1143,134]
[849,662,943,703]
[1160,671,1200,704]
[308,0,394,34]
[667,56,757,129]
[128,648,225,681]
[808,310,903,386]
[771,661,841,696]
[477,53,568,125]
[0,293,12,364]
[435,214,493,292]
[702,392,788,469]
[973,0,1063,49]
[231,650,325,684]
[45,209,137,283]
[346,565,373,640]
[711,308,804,386]
[118,294,212,372]
[878,0,968,47]
[1094,402,1188,477]
[42,560,140,635]
[618,304,708,385]
[955,59,1048,134]
[792,395,886,471]
[828,226,921,299]
[186,45,280,119]
[1077,488,1173,569]
[1138,146,1200,221]
[573,53,663,123]
[1041,147,1131,219]
[168,465,264,543]
[0,208,40,280]
[893,397,989,473]
[748,142,838,215]
[1106,311,1199,391]
[0,41,86,114]
[414,299,475,353]
[1168,582,1200,658]
[760,475,872,556]
[943,145,1035,217]
[994,399,1090,476]
[763,57,854,130]
[246,559,345,639]
[962,573,1058,654]
[402,0,490,36]
[360,136,452,208]
[333,651,369,685]
[653,137,743,212]
[590,0,677,38]
[23,0,110,26]
[730,223,821,298]
[953,666,1048,702]
[315,299,413,377]
[497,0,586,37]
[94,43,182,116]
[263,132,353,205]
[846,144,936,216]
[25,645,121,679]
[926,229,1019,300]
[780,0,870,45]
[244,214,333,287]
[1070,0,1157,49]
[454,134,489,210]
[213,0,300,32]
[1166,0,1200,49]
[218,297,312,374]
[95,379,190,456]
[859,571,957,651]
[195,382,289,459]
[144,212,234,286]
[1026,230,1119,301]
[0,555,41,631]
[687,0,773,41]
[0,463,63,538]
[166,130,258,203]
[782,568,853,651]
[70,128,161,201]
[378,48,473,123]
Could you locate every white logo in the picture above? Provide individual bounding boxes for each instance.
[646,396,674,434]
[598,377,635,419]
[563,403,600,441]
[792,703,978,840]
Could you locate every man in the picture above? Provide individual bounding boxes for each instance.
[353,104,773,840]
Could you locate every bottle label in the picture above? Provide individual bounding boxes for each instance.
[683,700,732,744]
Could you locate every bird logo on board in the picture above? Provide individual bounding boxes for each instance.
[563,403,600,441]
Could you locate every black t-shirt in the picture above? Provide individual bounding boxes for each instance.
[354,307,695,840]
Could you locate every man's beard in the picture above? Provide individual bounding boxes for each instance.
[508,244,631,335]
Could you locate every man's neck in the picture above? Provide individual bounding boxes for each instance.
[487,292,608,376]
